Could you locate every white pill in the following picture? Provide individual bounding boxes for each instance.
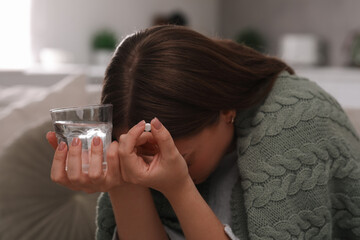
[145,123,151,132]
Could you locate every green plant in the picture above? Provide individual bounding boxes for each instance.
[351,33,360,66]
[92,30,117,51]
[235,28,266,53]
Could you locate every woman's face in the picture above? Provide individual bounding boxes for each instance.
[174,112,236,184]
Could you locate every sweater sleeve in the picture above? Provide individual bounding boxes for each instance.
[96,192,116,240]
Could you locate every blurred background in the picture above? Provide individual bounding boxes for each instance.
[0,0,359,239]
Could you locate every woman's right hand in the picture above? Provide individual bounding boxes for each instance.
[46,132,125,193]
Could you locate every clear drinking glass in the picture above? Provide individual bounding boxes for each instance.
[50,104,113,173]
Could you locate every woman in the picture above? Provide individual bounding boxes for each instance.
[47,25,360,239]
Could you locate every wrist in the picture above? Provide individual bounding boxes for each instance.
[163,176,195,203]
[108,183,149,198]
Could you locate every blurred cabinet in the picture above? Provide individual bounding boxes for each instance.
[295,67,360,109]
[296,67,360,134]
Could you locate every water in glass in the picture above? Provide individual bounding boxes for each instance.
[54,121,112,173]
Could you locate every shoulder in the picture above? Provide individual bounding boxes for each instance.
[264,71,342,113]
[235,71,359,154]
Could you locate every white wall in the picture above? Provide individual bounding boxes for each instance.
[0,1,31,69]
[31,0,220,64]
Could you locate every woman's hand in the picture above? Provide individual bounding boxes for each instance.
[46,132,125,193]
[119,118,190,196]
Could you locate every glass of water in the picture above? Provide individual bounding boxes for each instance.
[50,104,113,173]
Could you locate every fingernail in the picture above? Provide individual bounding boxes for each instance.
[93,136,100,146]
[152,117,162,130]
[72,137,80,146]
[58,141,66,151]
[137,120,145,127]
[46,131,54,140]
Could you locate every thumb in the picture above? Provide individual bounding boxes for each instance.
[150,118,177,156]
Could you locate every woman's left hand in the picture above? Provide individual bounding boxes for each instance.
[118,118,190,196]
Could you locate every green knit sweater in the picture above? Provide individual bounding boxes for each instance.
[96,71,360,239]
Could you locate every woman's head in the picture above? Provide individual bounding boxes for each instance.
[101,25,293,139]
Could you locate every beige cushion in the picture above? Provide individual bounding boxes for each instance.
[0,74,88,154]
[0,120,99,239]
[0,74,101,239]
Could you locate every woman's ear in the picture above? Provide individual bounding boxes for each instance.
[221,110,236,124]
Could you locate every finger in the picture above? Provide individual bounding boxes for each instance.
[119,120,146,155]
[150,118,177,156]
[135,132,158,156]
[67,138,87,185]
[50,141,86,192]
[120,153,149,185]
[88,136,105,184]
[119,142,149,185]
[50,141,72,186]
[105,141,122,185]
[141,155,154,164]
[135,132,154,147]
[46,131,58,150]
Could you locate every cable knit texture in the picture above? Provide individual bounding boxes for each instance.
[96,71,360,239]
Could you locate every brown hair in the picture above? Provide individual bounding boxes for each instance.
[101,25,294,139]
